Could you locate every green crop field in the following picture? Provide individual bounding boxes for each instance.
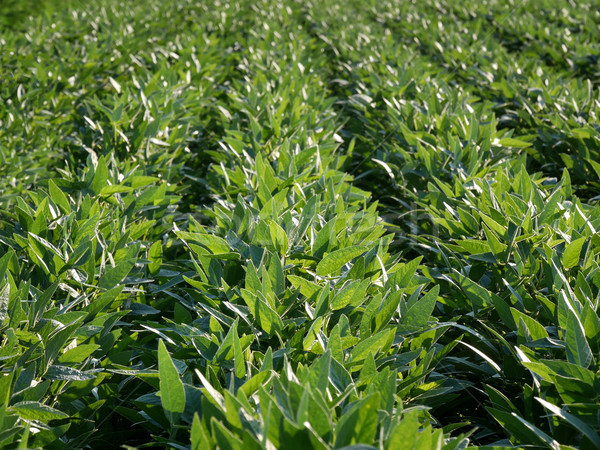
[0,0,599,448]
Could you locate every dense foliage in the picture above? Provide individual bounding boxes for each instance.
[1,0,599,448]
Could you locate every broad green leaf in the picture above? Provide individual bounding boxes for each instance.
[28,232,64,261]
[536,397,600,448]
[349,328,395,367]
[487,407,560,449]
[58,344,100,364]
[99,184,134,196]
[268,220,288,256]
[335,393,380,447]
[303,316,324,352]
[386,410,419,450]
[511,309,548,341]
[85,286,124,320]
[292,195,318,246]
[479,213,506,237]
[240,289,283,336]
[158,340,186,425]
[44,365,96,381]
[288,275,320,299]
[11,401,68,423]
[91,156,109,195]
[484,385,518,413]
[48,179,71,214]
[245,261,262,293]
[267,253,285,298]
[214,320,238,364]
[330,279,369,310]
[125,175,160,188]
[581,303,600,346]
[496,138,532,148]
[387,256,422,289]
[374,290,402,333]
[239,371,273,398]
[492,294,517,330]
[44,318,85,372]
[563,237,585,269]
[313,219,335,260]
[211,417,243,450]
[191,413,206,450]
[453,270,495,310]
[403,285,439,328]
[0,371,15,406]
[316,245,367,277]
[179,232,231,255]
[99,259,135,290]
[566,310,593,368]
[538,188,563,225]
[553,374,596,404]
[307,350,331,392]
[148,241,162,276]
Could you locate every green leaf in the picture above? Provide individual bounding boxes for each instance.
[191,412,208,450]
[85,286,124,320]
[496,138,532,148]
[386,410,420,450]
[267,253,285,299]
[44,365,96,381]
[453,271,494,310]
[125,175,160,188]
[307,350,331,392]
[374,291,402,333]
[487,407,560,449]
[233,331,246,379]
[387,256,422,289]
[11,401,68,423]
[99,184,134,196]
[288,275,320,299]
[484,385,518,413]
[214,320,238,364]
[479,213,506,237]
[330,279,369,310]
[177,231,232,254]
[211,417,243,450]
[0,284,9,323]
[239,371,273,398]
[335,393,380,447]
[92,156,109,195]
[99,259,135,290]
[245,261,262,293]
[511,309,548,341]
[291,195,317,247]
[58,344,100,364]
[240,289,283,336]
[268,220,288,256]
[148,241,163,277]
[403,285,439,327]
[563,237,585,269]
[313,219,335,259]
[349,328,394,367]
[566,309,593,368]
[537,189,561,228]
[536,397,600,448]
[48,179,71,214]
[44,318,85,372]
[316,245,368,277]
[158,340,186,425]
